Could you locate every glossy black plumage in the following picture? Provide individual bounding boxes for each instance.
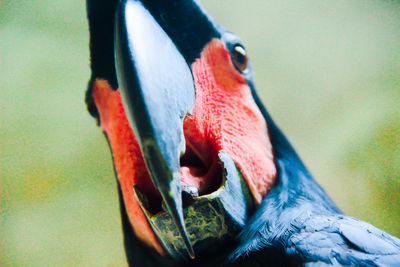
[85,0,400,266]
[226,100,400,265]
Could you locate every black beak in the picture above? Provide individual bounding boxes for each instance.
[114,0,195,259]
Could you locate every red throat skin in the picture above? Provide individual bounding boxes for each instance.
[90,39,276,255]
[185,39,276,204]
[92,80,166,255]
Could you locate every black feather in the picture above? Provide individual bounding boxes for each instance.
[225,90,400,265]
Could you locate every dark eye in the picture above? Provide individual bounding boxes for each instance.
[232,44,248,72]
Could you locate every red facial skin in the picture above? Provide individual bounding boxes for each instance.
[91,39,276,255]
[182,39,276,203]
[92,80,166,255]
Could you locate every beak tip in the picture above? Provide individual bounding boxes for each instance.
[171,204,195,260]
[158,180,194,259]
[181,229,195,259]
[188,246,196,259]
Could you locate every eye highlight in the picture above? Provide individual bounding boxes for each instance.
[231,44,248,72]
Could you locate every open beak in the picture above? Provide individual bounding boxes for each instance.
[114,0,196,259]
[108,0,264,261]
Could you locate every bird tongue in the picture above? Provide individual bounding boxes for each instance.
[180,159,222,198]
[181,166,203,190]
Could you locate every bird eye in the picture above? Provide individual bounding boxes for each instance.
[232,44,248,72]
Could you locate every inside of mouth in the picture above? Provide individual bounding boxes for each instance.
[180,144,208,177]
[179,138,223,200]
[137,138,223,214]
[135,119,224,215]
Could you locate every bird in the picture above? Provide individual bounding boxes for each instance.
[85,0,400,266]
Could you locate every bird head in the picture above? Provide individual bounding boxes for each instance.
[86,0,277,262]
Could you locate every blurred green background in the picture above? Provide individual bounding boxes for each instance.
[1,0,399,266]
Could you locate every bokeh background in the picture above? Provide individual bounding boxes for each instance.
[1,0,399,266]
